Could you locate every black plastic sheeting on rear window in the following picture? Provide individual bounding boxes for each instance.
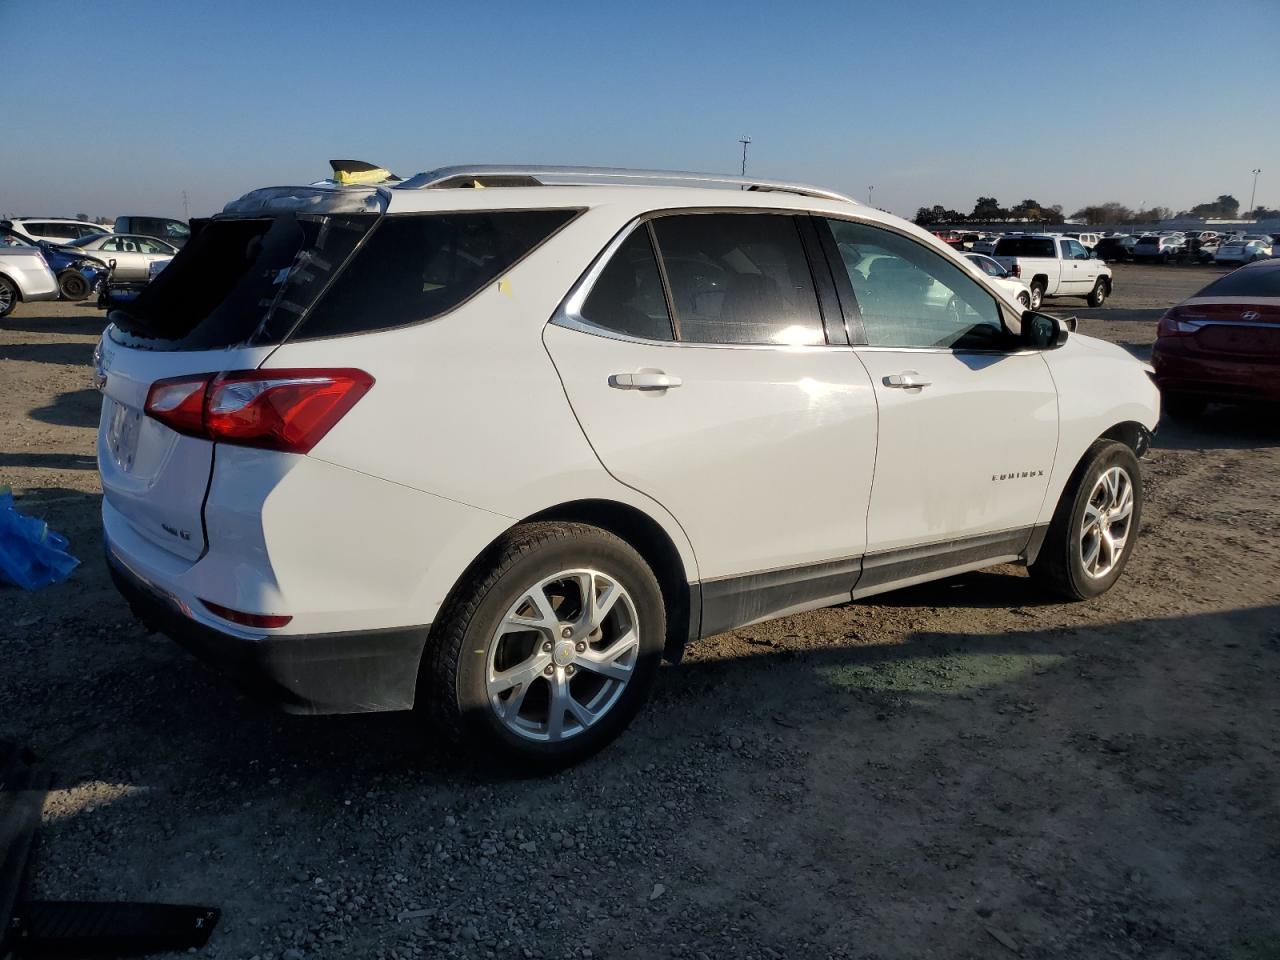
[290,209,578,340]
[109,213,375,349]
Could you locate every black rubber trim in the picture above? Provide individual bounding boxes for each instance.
[696,526,1039,638]
[700,555,862,638]
[856,526,1034,592]
[107,546,429,715]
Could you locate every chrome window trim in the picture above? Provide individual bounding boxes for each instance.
[1178,319,1278,330]
[550,208,851,352]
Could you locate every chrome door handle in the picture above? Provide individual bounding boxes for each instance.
[883,372,931,389]
[609,372,682,390]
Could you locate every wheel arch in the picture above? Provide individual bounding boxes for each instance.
[0,271,23,300]
[524,498,694,663]
[1100,420,1152,457]
[423,497,696,682]
[1032,273,1049,289]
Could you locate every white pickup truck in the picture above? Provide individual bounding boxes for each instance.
[993,234,1112,310]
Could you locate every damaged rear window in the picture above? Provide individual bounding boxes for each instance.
[110,212,373,349]
[110,208,578,350]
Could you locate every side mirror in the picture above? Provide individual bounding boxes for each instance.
[1021,311,1071,349]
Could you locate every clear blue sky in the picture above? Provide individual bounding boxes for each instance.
[2,0,1276,220]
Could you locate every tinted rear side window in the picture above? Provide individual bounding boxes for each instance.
[993,237,1056,258]
[296,210,577,340]
[1196,266,1280,298]
[580,226,673,341]
[651,213,824,346]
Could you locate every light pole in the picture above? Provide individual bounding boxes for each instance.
[1249,168,1261,219]
[738,136,751,177]
[868,185,874,207]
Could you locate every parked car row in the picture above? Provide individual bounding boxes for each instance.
[939,227,1279,267]
[0,216,191,248]
[0,218,181,312]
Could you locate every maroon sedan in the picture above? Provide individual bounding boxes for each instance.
[1152,258,1280,419]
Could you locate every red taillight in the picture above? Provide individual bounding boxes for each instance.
[1156,309,1199,338]
[199,599,292,629]
[144,368,373,453]
[1009,263,1021,278]
[144,375,210,437]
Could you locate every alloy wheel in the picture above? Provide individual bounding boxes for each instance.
[0,281,13,314]
[1079,466,1134,579]
[486,568,640,742]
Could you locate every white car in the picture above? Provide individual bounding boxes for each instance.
[97,164,1159,767]
[62,233,177,280]
[0,238,59,317]
[1214,237,1272,265]
[2,217,111,245]
[964,253,1033,308]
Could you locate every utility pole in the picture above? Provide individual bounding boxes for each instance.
[867,185,874,207]
[1248,169,1261,220]
[182,190,190,220]
[738,136,751,177]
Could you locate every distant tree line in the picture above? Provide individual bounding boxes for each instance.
[914,198,1065,226]
[916,193,1280,227]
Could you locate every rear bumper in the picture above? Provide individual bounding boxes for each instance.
[1151,345,1280,403]
[107,544,429,715]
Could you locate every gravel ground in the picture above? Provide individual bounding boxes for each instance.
[2,263,1280,960]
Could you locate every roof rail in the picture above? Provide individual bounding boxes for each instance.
[395,165,854,204]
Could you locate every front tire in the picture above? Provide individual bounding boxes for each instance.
[1086,278,1108,308]
[425,522,665,769]
[1031,440,1142,600]
[58,270,91,301]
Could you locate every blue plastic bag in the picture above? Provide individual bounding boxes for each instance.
[0,487,80,590]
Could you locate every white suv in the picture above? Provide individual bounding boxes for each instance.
[97,165,1159,767]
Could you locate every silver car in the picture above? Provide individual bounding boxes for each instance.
[62,233,177,280]
[0,236,59,317]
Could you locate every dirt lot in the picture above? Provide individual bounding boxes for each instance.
[2,263,1279,960]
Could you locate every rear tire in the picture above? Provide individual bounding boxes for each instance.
[1086,278,1108,308]
[1031,440,1142,601]
[425,522,665,770]
[0,276,16,318]
[1162,392,1207,421]
[1017,291,1030,310]
[58,270,90,301]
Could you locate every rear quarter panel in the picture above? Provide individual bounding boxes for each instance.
[258,206,701,622]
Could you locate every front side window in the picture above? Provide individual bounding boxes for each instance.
[1063,239,1089,260]
[650,213,824,346]
[824,219,1005,350]
[580,226,673,341]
